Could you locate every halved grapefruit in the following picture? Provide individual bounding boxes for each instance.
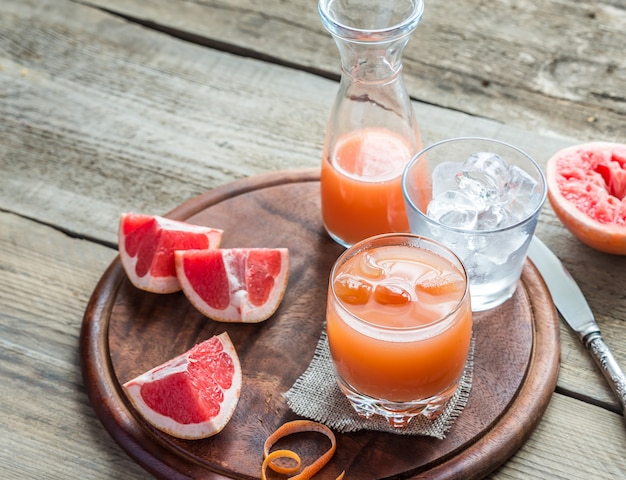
[546,142,626,255]
[123,332,242,440]
[118,213,223,293]
[175,248,289,323]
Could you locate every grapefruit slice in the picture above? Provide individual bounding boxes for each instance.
[546,142,626,255]
[118,213,223,293]
[175,248,289,323]
[123,332,242,440]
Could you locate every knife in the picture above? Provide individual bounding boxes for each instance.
[527,236,626,417]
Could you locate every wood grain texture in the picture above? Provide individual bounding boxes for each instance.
[2,0,626,478]
[81,171,559,479]
[18,0,626,414]
[0,212,147,479]
[1,0,332,241]
[1,0,624,426]
[3,212,624,480]
[489,393,626,479]
[81,0,626,143]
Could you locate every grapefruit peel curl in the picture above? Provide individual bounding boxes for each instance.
[262,420,344,480]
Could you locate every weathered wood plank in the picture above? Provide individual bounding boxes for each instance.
[486,393,626,479]
[0,0,330,241]
[1,344,150,479]
[1,210,625,478]
[0,211,148,478]
[0,0,573,241]
[2,0,626,413]
[81,0,626,143]
[2,0,625,478]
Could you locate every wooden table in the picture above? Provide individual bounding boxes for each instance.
[2,0,625,478]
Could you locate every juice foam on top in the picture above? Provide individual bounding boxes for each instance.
[331,128,412,182]
[334,245,465,328]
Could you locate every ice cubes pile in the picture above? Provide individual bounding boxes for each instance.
[427,151,541,230]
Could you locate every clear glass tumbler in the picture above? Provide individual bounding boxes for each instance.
[318,0,424,247]
[402,137,547,311]
[326,233,472,428]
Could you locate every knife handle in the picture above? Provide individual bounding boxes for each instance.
[585,332,626,417]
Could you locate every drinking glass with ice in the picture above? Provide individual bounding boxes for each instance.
[402,138,547,311]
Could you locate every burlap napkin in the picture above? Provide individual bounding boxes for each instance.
[284,331,474,439]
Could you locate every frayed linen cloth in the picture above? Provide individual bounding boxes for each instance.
[284,331,474,439]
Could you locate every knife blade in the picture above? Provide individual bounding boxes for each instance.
[527,236,626,417]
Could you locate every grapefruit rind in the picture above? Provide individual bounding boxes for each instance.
[175,248,290,323]
[122,332,242,440]
[546,142,626,255]
[118,213,223,293]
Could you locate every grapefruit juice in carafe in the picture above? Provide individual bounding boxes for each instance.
[326,234,472,427]
[318,0,424,247]
[321,128,413,246]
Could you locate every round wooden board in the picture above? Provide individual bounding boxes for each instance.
[80,169,560,480]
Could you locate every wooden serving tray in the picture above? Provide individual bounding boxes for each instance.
[80,169,560,480]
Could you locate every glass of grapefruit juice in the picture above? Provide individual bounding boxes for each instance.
[326,233,472,428]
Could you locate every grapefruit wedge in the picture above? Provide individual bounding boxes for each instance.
[546,142,626,255]
[123,332,242,440]
[118,213,223,293]
[176,248,289,323]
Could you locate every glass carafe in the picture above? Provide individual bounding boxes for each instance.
[319,0,424,247]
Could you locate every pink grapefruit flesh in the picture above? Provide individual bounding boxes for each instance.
[175,248,289,323]
[547,142,626,255]
[123,332,242,440]
[118,213,223,293]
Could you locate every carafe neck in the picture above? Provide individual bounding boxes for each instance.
[334,36,411,82]
[319,0,424,81]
